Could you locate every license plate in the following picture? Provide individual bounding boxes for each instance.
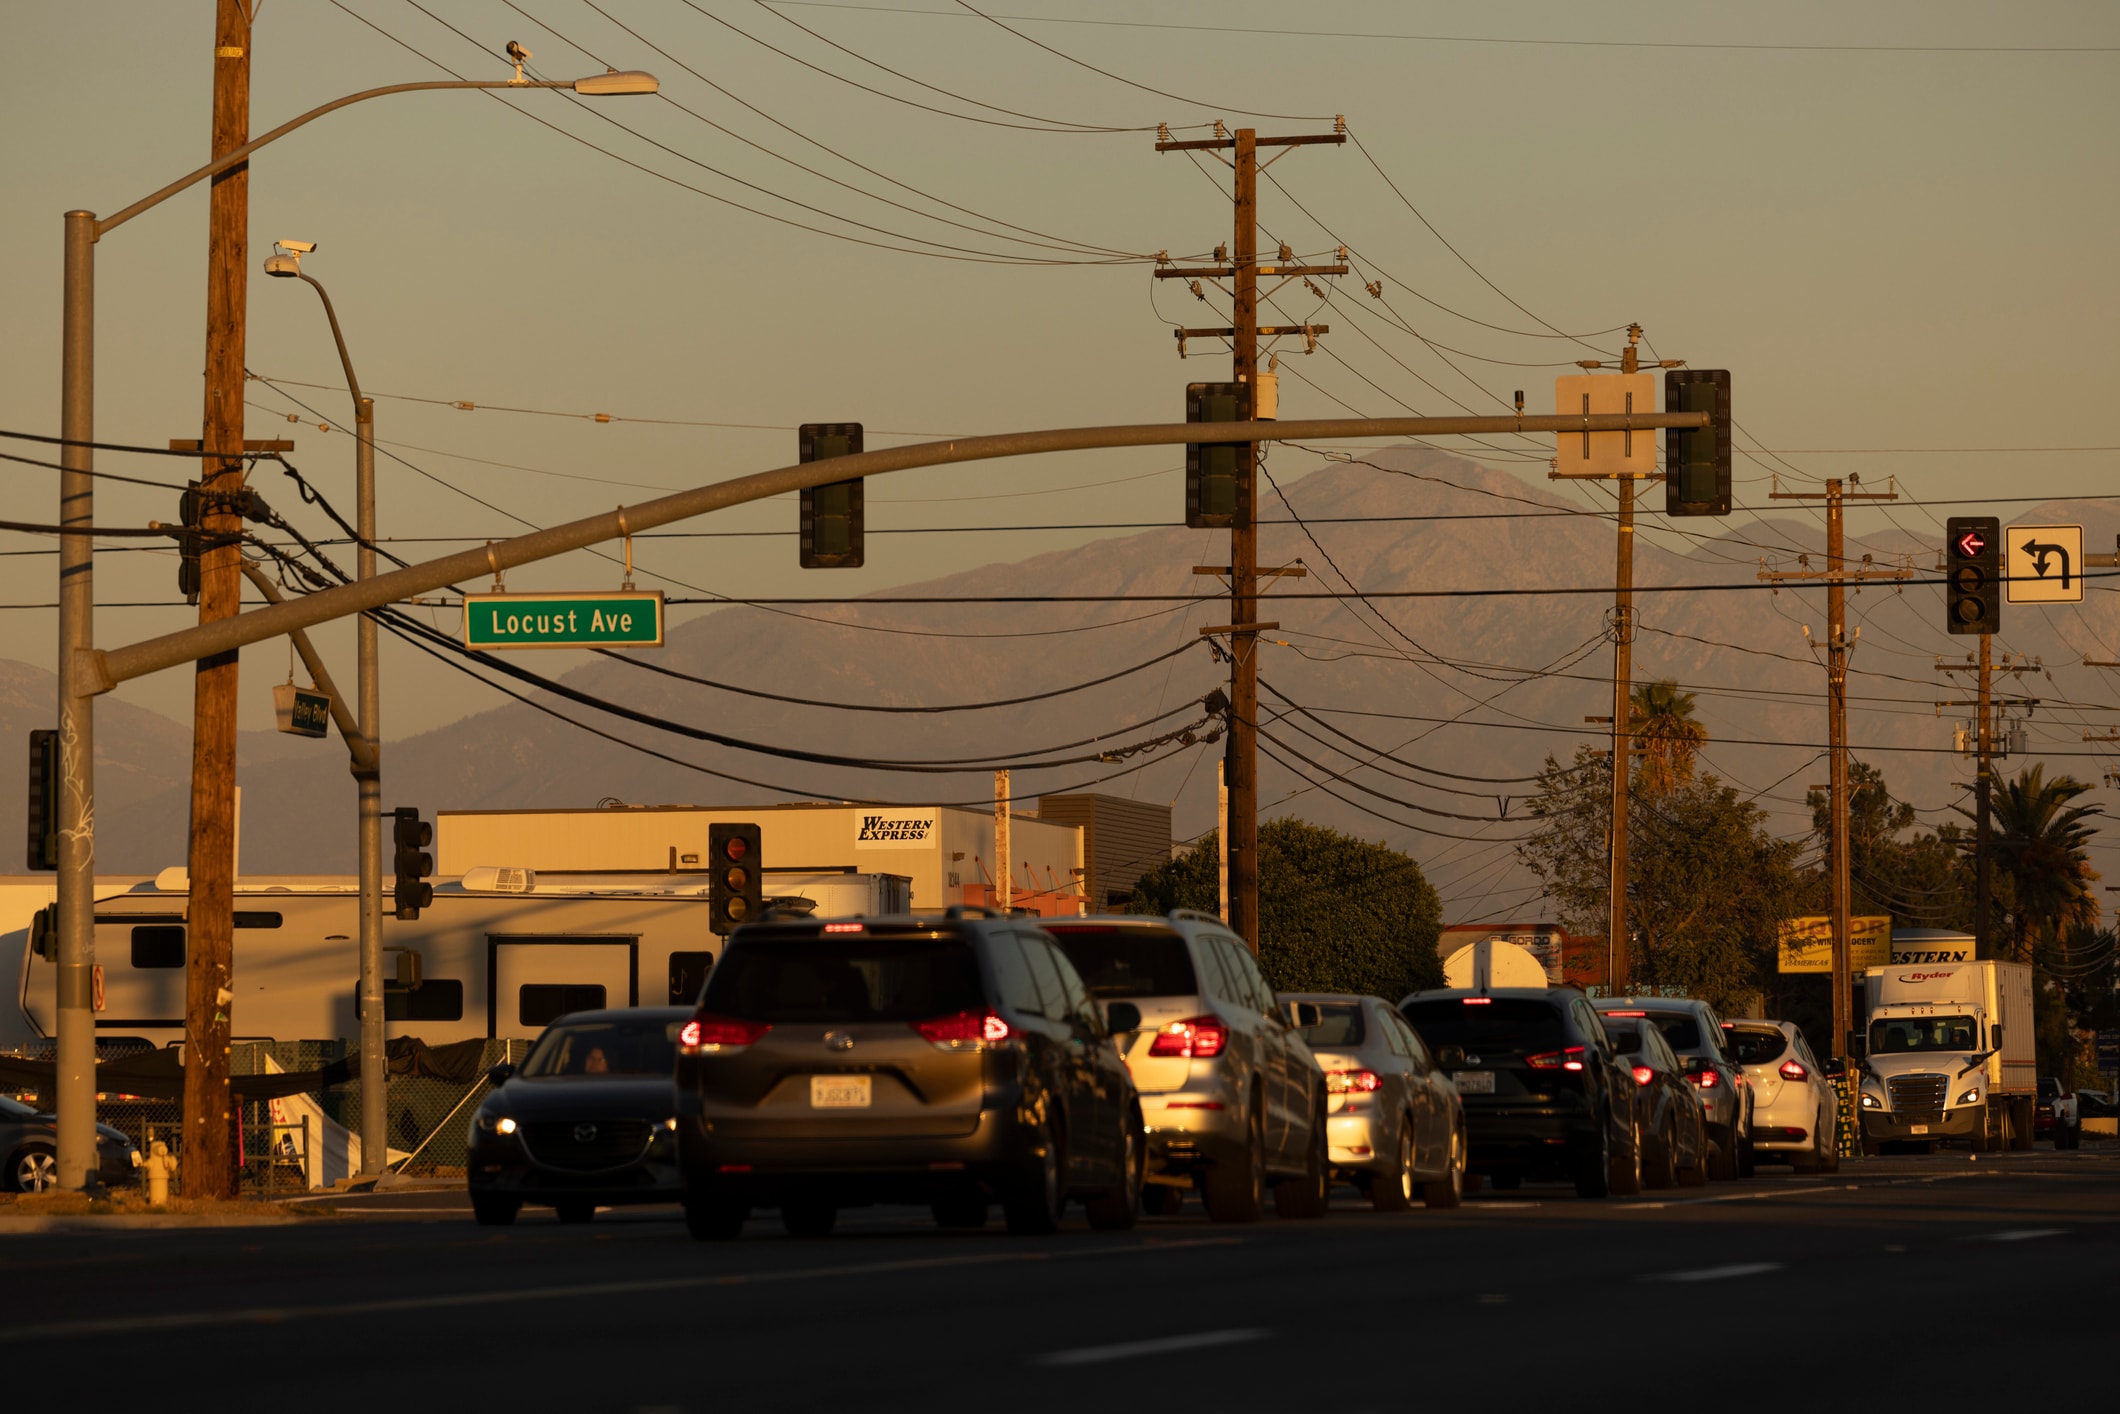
[1453,1071,1495,1095]
[811,1075,872,1109]
[1910,1123,1928,1134]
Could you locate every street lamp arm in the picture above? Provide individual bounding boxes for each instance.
[97,78,577,240]
[293,272,362,413]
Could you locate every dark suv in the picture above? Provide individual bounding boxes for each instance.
[1400,988,1641,1198]
[675,910,1144,1240]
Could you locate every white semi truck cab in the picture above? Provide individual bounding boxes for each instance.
[1858,960,2034,1151]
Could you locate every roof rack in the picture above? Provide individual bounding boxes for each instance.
[1167,907,1229,927]
[943,904,1001,920]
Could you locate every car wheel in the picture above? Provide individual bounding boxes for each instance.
[1609,1119,1644,1197]
[554,1200,596,1225]
[1422,1124,1465,1210]
[1645,1120,1678,1190]
[1273,1099,1330,1220]
[1573,1119,1613,1200]
[1970,1104,1992,1154]
[1084,1112,1144,1232]
[1003,1118,1065,1235]
[931,1195,989,1230]
[1737,1135,1757,1178]
[1202,1105,1266,1224]
[1707,1123,1738,1182]
[470,1194,520,1227]
[9,1144,58,1194]
[1793,1114,1824,1174]
[1677,1115,1708,1188]
[683,1188,749,1242]
[781,1198,838,1239]
[1371,1117,1416,1213]
[1820,1110,1842,1172]
[1141,1184,1185,1217]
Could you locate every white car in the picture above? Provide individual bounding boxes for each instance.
[1280,992,1467,1210]
[1725,1020,1841,1173]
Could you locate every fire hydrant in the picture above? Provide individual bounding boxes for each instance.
[144,1140,178,1206]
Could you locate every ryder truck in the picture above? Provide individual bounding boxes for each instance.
[1858,960,2034,1151]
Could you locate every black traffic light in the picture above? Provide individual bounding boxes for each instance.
[1663,369,1731,517]
[799,422,864,568]
[177,480,204,604]
[27,729,58,872]
[29,904,56,962]
[392,806,435,920]
[708,822,762,935]
[1186,382,1250,529]
[1945,516,2001,635]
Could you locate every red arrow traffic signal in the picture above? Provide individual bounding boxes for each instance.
[1954,529,1988,558]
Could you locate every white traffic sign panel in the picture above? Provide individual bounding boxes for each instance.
[2004,524,2082,603]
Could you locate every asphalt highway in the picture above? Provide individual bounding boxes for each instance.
[5,1150,2113,1412]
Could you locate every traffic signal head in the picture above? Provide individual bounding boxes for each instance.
[392,806,435,920]
[1945,516,2001,635]
[799,422,865,568]
[1663,369,1731,517]
[708,822,763,935]
[1186,382,1250,529]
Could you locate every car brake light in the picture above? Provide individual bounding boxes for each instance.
[1606,1010,1647,1017]
[1780,1058,1809,1082]
[1631,1065,1655,1087]
[822,921,864,934]
[1148,1016,1230,1058]
[1526,1046,1587,1072]
[913,1009,1012,1048]
[1461,997,1492,1005]
[1691,1068,1721,1090]
[679,1015,771,1054]
[1326,1069,1382,1094]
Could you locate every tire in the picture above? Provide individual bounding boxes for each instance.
[781,1199,837,1239]
[1202,1106,1266,1224]
[1573,1120,1613,1200]
[1737,1136,1757,1178]
[470,1193,520,1227]
[9,1144,57,1194]
[931,1195,989,1230]
[683,1190,749,1242]
[1609,1119,1644,1197]
[554,1200,596,1225]
[1274,1103,1330,1221]
[1644,1120,1678,1191]
[1820,1113,1841,1173]
[1084,1113,1144,1232]
[1371,1118,1416,1212]
[1003,1118,1065,1235]
[2009,1099,2034,1152]
[1677,1116,1708,1188]
[1422,1124,1465,1210]
[1142,1184,1185,1217]
[1707,1122,1738,1182]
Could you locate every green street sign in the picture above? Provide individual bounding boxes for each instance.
[273,682,332,739]
[462,591,665,650]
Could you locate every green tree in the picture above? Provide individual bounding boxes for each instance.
[1805,760,1973,932]
[1975,765,2101,963]
[1630,679,1708,795]
[1128,817,1443,999]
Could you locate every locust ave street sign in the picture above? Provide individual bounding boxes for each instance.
[2003,524,2083,604]
[462,591,666,650]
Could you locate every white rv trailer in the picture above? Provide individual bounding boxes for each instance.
[4,868,909,1051]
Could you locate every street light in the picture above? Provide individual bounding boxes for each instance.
[263,240,389,1177]
[52,58,658,1192]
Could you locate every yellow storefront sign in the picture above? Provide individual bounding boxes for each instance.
[1776,916,1891,974]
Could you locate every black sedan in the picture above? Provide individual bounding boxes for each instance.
[1599,1019,1708,1189]
[466,1007,693,1225]
[2,1094,141,1191]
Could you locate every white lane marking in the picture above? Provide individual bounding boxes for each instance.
[0,1236,1241,1343]
[1037,1328,1268,1367]
[1640,1262,1784,1283]
[1964,1228,2065,1243]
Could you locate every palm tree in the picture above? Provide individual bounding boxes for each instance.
[1984,765,2102,962]
[1630,679,1707,794]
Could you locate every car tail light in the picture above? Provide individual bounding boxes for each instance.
[1526,1046,1587,1072]
[1780,1059,1809,1082]
[1632,1065,1655,1087]
[1326,1069,1383,1094]
[679,1015,771,1054]
[1691,1068,1722,1090]
[1461,997,1492,1006]
[1148,1016,1229,1058]
[1606,1010,1647,1017]
[822,921,864,934]
[913,1009,1012,1049]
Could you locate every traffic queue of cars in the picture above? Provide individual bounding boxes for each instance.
[462,911,1923,1231]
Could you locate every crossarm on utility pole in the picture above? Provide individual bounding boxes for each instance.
[237,561,375,776]
[89,413,1709,691]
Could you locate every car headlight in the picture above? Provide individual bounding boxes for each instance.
[1860,1092,1881,1110]
[476,1112,516,1135]
[1958,1088,1980,1106]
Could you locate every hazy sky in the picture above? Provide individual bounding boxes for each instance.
[3,0,2115,747]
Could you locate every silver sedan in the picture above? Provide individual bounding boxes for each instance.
[1280,992,1466,1210]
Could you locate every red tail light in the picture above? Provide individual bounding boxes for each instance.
[1780,1059,1809,1082]
[1327,1069,1383,1094]
[1526,1046,1587,1072]
[1631,1065,1656,1087]
[1461,997,1493,1005]
[913,1009,1012,1048]
[679,1015,771,1054]
[1606,1010,1647,1017]
[1148,1016,1230,1058]
[1691,1068,1721,1090]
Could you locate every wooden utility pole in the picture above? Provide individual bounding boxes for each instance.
[1936,648,2038,961]
[1761,477,1903,1057]
[1152,122,1345,952]
[994,769,1011,913]
[1608,392,1634,994]
[183,0,252,1198]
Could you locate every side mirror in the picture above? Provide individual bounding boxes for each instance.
[1988,1025,2002,1051]
[1104,1001,1142,1036]
[1437,1045,1465,1069]
[486,1062,515,1087]
[1821,1057,1846,1080]
[1289,1002,1323,1030]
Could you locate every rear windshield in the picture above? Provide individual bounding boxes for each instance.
[705,936,984,1022]
[1601,1024,1644,1054]
[1727,1028,1788,1064]
[1872,1015,1978,1054]
[1402,999,1565,1055]
[1294,1004,1365,1049]
[1639,1012,1704,1052]
[521,1018,680,1077]
[1046,927,1198,999]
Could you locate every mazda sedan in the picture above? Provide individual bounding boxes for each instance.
[466,1007,693,1225]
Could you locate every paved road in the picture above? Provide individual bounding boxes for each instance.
[5,1151,2113,1411]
